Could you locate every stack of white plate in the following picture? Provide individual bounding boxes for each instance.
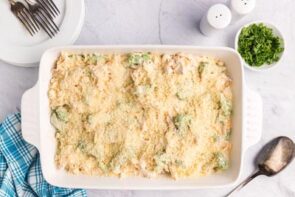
[0,0,85,67]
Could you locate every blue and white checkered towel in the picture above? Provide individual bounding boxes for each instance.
[0,113,87,197]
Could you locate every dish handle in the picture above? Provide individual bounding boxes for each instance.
[244,88,263,150]
[21,83,40,150]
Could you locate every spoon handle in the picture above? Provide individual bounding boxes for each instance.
[226,170,262,197]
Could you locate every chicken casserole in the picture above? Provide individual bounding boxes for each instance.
[48,52,232,179]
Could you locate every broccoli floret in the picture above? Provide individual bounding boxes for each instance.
[127,53,151,68]
[50,106,70,132]
[55,106,69,122]
[176,89,188,100]
[173,114,191,135]
[225,130,232,141]
[198,61,208,79]
[220,94,232,117]
[87,54,105,65]
[76,140,87,153]
[214,152,228,170]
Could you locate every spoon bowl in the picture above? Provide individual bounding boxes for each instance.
[226,136,294,196]
[256,136,295,176]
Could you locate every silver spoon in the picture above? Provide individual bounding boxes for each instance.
[226,136,295,197]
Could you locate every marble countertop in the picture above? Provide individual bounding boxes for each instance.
[1,0,295,196]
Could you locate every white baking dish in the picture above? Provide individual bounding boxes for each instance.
[21,46,262,189]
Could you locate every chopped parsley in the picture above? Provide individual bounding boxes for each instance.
[238,23,284,67]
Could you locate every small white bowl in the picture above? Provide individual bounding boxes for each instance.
[235,21,285,72]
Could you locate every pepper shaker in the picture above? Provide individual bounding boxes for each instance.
[200,4,232,36]
[230,0,256,22]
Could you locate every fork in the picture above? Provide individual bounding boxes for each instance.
[24,0,59,38]
[36,0,60,18]
[9,0,40,36]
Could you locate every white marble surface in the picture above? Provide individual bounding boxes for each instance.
[1,0,295,196]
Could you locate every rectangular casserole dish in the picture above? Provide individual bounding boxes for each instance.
[21,45,262,189]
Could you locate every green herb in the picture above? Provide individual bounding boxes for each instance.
[238,23,284,67]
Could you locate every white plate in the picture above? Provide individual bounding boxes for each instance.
[0,0,85,67]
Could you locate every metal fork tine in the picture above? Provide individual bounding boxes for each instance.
[35,15,53,38]
[47,0,60,14]
[39,9,59,33]
[30,14,41,31]
[22,8,39,32]
[19,0,60,38]
[35,12,55,37]
[16,14,34,36]
[19,11,36,34]
[37,0,57,17]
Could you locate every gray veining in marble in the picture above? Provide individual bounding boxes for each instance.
[1,0,295,196]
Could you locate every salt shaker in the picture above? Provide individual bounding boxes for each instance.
[230,0,256,22]
[200,4,232,36]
